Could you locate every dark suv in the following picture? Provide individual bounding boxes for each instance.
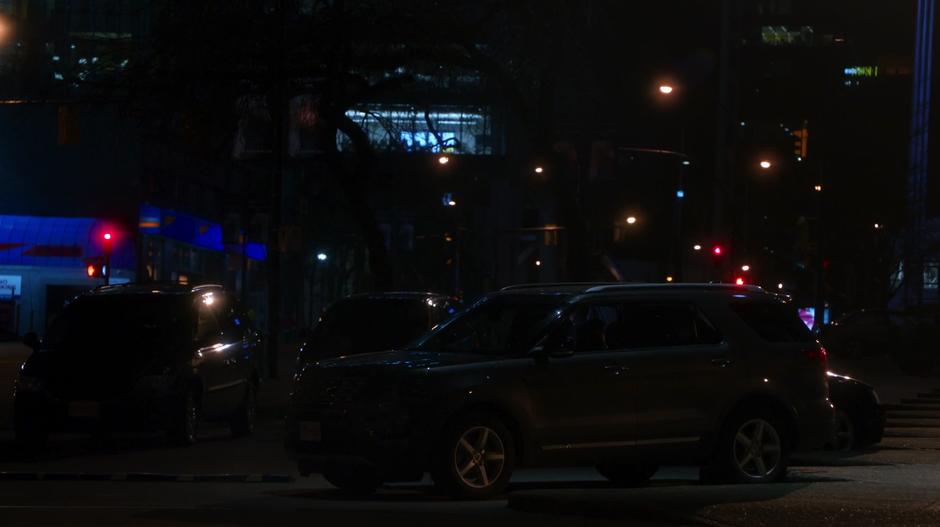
[297,292,460,363]
[14,284,261,447]
[286,283,833,498]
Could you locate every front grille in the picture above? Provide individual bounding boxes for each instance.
[296,375,367,407]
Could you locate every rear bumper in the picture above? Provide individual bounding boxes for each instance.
[14,383,183,433]
[794,398,835,452]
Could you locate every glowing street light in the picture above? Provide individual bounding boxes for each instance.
[741,264,751,272]
[814,184,823,192]
[626,216,637,225]
[759,160,773,170]
[874,223,883,230]
[437,155,450,165]
[534,260,542,267]
[777,283,784,290]
[658,84,675,95]
[316,252,328,261]
[534,166,544,174]
[0,18,10,42]
[693,244,702,251]
[665,275,674,283]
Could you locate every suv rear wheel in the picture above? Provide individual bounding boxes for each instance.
[168,391,200,446]
[432,413,515,499]
[229,382,256,437]
[710,411,789,483]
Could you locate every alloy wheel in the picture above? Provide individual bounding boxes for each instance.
[732,418,782,479]
[452,426,506,489]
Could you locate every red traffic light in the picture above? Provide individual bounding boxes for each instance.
[712,246,723,256]
[103,232,112,241]
[735,277,745,286]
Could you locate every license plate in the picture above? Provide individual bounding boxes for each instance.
[299,421,321,442]
[68,401,100,418]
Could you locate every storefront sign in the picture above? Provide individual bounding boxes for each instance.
[0,275,22,297]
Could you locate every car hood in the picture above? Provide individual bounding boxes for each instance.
[314,349,495,371]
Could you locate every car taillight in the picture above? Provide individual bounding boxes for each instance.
[806,345,828,369]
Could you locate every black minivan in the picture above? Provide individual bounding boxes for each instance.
[14,284,261,447]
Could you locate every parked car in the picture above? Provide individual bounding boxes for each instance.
[296,292,461,364]
[820,309,903,358]
[826,371,885,451]
[286,283,833,498]
[14,283,261,448]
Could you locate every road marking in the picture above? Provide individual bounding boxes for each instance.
[0,472,294,483]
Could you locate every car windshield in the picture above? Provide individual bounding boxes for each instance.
[308,297,433,357]
[412,295,568,355]
[45,295,190,351]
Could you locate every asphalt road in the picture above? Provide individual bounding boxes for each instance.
[2,342,940,526]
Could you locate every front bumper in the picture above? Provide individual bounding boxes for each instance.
[285,404,430,481]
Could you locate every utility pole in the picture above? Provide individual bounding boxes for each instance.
[266,0,286,379]
[714,0,740,244]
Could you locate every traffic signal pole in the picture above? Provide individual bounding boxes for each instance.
[102,233,113,286]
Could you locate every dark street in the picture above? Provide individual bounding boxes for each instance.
[1,1,939,525]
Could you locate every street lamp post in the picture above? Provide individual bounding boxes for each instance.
[656,80,687,281]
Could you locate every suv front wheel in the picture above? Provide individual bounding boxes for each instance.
[432,413,516,499]
[710,411,789,483]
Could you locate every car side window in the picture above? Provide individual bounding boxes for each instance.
[606,303,720,350]
[195,302,221,344]
[215,295,245,341]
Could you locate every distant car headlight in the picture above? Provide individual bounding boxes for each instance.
[14,375,45,393]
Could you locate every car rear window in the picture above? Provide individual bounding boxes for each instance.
[309,298,432,357]
[46,295,190,350]
[730,299,815,343]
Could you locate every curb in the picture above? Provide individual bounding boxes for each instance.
[506,492,723,526]
[0,472,294,483]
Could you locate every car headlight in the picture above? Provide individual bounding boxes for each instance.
[14,375,45,393]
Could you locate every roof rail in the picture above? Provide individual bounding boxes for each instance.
[584,283,765,293]
[500,282,612,292]
[191,283,224,292]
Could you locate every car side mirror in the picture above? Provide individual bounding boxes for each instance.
[22,332,40,350]
[532,336,575,362]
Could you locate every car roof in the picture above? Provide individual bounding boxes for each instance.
[498,282,767,296]
[84,283,224,297]
[345,291,455,301]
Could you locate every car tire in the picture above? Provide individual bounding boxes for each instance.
[831,409,856,451]
[709,409,789,484]
[432,412,516,499]
[842,339,865,359]
[168,391,200,446]
[323,465,382,496]
[596,464,658,487]
[229,382,256,437]
[14,414,49,452]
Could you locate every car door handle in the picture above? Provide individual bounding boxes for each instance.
[711,358,733,368]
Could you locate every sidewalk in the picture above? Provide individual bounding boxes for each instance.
[506,465,940,526]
